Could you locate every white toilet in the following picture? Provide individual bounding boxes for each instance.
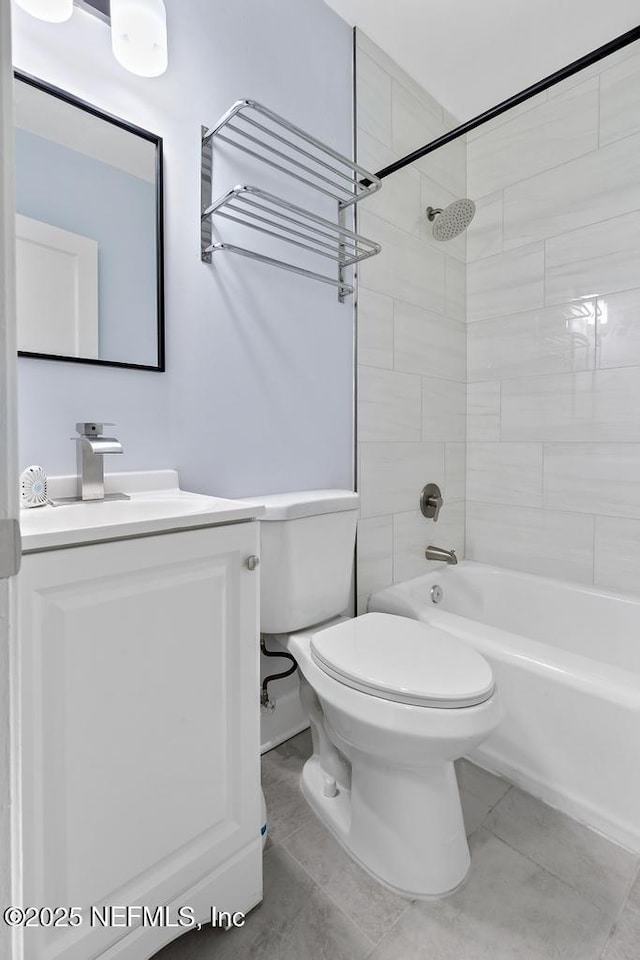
[256,489,501,899]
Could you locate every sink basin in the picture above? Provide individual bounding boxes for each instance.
[20,471,263,552]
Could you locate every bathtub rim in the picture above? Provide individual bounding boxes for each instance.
[368,561,640,712]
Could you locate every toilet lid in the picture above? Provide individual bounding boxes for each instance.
[310,612,494,708]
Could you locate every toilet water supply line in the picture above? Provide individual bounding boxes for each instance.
[260,637,298,709]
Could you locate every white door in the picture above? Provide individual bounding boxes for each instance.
[15,214,99,358]
[0,3,21,960]
[17,523,261,960]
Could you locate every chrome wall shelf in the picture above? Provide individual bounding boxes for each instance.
[200,99,382,300]
[202,185,380,298]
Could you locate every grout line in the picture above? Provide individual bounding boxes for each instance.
[465,280,640,325]
[281,812,413,952]
[481,824,616,911]
[469,196,640,266]
[391,295,396,371]
[391,512,396,583]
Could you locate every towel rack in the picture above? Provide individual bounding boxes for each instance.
[200,100,382,300]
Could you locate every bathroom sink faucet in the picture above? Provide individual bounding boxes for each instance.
[74,422,129,502]
[425,545,458,565]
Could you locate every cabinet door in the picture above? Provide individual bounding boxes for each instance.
[16,523,261,960]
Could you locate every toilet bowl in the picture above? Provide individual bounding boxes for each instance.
[250,489,502,898]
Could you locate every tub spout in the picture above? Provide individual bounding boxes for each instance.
[425,545,458,565]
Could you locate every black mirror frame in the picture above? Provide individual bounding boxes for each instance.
[14,70,166,373]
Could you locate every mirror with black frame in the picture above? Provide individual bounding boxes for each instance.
[13,72,165,371]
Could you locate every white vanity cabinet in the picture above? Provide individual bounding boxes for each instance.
[15,520,261,960]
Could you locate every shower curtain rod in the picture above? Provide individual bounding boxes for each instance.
[369,23,640,184]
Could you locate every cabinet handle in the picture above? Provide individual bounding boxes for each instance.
[245,555,260,571]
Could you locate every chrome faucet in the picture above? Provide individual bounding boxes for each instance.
[425,545,458,565]
[74,422,128,501]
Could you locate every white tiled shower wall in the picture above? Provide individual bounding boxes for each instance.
[355,31,467,611]
[356,34,640,605]
[466,43,640,591]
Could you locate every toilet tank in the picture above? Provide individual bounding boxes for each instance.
[248,490,359,634]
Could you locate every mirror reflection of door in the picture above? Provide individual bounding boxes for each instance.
[13,74,164,370]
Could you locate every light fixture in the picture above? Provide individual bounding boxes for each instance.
[15,0,74,22]
[110,0,168,78]
[16,0,169,78]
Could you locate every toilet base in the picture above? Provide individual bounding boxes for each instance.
[300,753,471,900]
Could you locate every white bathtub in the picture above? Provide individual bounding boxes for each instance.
[369,561,640,851]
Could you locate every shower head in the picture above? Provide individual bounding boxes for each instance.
[426,198,476,241]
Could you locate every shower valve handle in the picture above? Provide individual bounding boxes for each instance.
[420,483,443,522]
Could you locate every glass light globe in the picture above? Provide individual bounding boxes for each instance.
[110,0,168,78]
[14,0,73,23]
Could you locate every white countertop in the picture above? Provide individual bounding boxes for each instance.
[20,470,264,553]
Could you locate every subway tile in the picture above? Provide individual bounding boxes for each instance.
[356,127,397,174]
[357,287,394,369]
[358,130,423,236]
[467,302,595,382]
[417,136,466,201]
[359,210,446,314]
[466,501,595,583]
[467,78,599,197]
[467,381,501,441]
[356,49,393,148]
[595,516,640,596]
[394,502,465,582]
[356,128,424,238]
[501,368,640,442]
[358,365,421,441]
[545,209,640,305]
[445,442,466,502]
[356,515,393,604]
[467,243,544,321]
[356,30,444,126]
[466,192,504,262]
[600,51,640,146]
[596,288,640,369]
[445,255,466,323]
[392,80,446,165]
[356,594,371,616]
[422,378,465,441]
[359,442,445,518]
[544,443,640,519]
[392,509,431,583]
[466,89,549,141]
[420,174,466,261]
[394,299,466,381]
[443,109,462,132]
[546,43,639,99]
[467,442,543,508]
[503,132,640,249]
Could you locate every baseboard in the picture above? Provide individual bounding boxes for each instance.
[471,745,640,854]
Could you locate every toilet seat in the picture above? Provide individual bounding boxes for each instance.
[311,612,494,709]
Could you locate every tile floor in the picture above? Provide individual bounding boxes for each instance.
[155,730,640,959]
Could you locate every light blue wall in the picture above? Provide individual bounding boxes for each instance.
[13,0,355,497]
[15,129,157,365]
